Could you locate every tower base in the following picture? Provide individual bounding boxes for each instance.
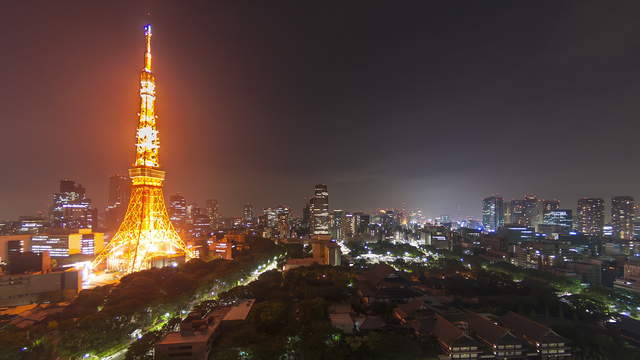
[94,179,191,274]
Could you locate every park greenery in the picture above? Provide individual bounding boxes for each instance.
[208,265,428,360]
[345,240,640,359]
[0,237,284,360]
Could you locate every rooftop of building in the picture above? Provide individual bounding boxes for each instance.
[499,311,566,344]
[430,314,481,348]
[222,299,255,321]
[466,312,524,346]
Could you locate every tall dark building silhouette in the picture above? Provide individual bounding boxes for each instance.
[577,198,605,236]
[105,175,131,231]
[310,184,330,236]
[542,199,560,212]
[205,199,219,229]
[612,196,635,240]
[169,194,188,229]
[243,203,254,226]
[482,196,504,232]
[301,202,311,236]
[50,180,97,230]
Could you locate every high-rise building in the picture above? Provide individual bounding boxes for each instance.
[310,184,330,237]
[509,195,539,227]
[169,194,188,229]
[261,205,290,238]
[17,216,47,234]
[343,212,355,240]
[276,205,290,238]
[353,212,370,235]
[482,196,504,232]
[190,213,212,240]
[603,224,614,237]
[205,199,219,229]
[634,204,640,240]
[263,208,278,229]
[577,198,605,237]
[542,209,573,229]
[523,195,540,227]
[331,210,345,240]
[612,196,635,240]
[105,175,131,231]
[31,229,104,257]
[542,199,560,212]
[243,203,254,227]
[50,180,97,230]
[509,199,526,225]
[301,202,311,236]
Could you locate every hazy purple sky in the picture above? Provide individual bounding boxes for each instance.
[2,1,640,221]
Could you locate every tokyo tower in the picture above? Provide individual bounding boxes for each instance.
[94,25,192,274]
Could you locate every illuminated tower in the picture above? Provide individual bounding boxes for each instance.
[94,25,192,273]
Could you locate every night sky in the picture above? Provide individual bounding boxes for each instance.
[2,1,640,221]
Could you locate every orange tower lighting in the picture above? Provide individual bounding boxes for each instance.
[93,25,192,274]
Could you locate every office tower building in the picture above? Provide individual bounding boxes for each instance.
[276,205,290,238]
[190,213,212,240]
[603,224,614,237]
[437,215,451,224]
[343,212,355,240]
[331,210,345,240]
[243,203,255,226]
[634,204,640,240]
[409,209,426,225]
[205,199,219,229]
[263,208,278,228]
[542,209,572,228]
[541,209,573,234]
[482,196,504,232]
[577,198,605,236]
[50,180,97,230]
[105,175,131,231]
[186,203,201,225]
[542,199,560,212]
[612,196,635,240]
[509,195,539,227]
[17,216,47,234]
[301,202,311,236]
[261,205,290,238]
[538,199,559,228]
[310,184,330,237]
[510,199,526,225]
[353,212,370,235]
[523,195,540,227]
[169,194,188,229]
[31,229,104,257]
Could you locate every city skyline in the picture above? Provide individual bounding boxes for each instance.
[3,4,640,357]
[4,2,640,220]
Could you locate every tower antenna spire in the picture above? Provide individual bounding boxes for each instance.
[144,24,152,71]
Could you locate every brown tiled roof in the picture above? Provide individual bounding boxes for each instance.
[374,286,422,300]
[500,312,565,344]
[329,303,352,314]
[359,315,387,330]
[431,314,464,346]
[394,297,425,319]
[417,316,438,334]
[467,312,523,346]
[365,263,395,286]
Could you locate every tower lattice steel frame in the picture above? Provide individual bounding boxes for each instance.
[94,25,192,274]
